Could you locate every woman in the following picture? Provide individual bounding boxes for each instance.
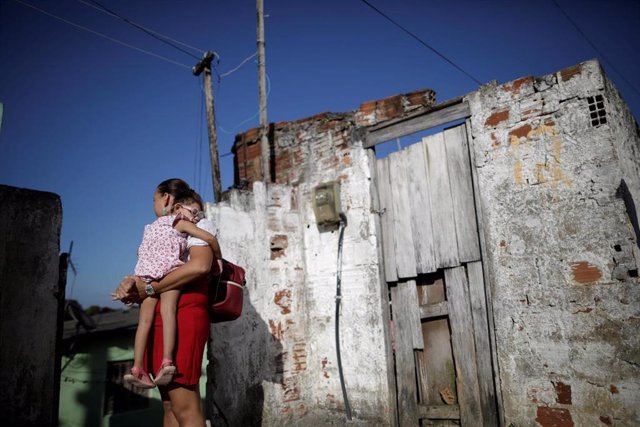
[113,178,220,427]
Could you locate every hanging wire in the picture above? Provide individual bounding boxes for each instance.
[218,71,272,135]
[79,0,201,60]
[551,0,640,98]
[220,52,258,78]
[358,0,482,85]
[12,0,192,69]
[76,0,206,55]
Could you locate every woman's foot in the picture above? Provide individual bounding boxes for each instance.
[124,367,155,389]
[154,359,176,386]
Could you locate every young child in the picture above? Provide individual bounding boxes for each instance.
[123,186,218,388]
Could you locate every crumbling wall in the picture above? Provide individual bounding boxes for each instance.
[466,59,640,426]
[0,185,63,427]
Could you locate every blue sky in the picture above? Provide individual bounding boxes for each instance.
[1,0,639,308]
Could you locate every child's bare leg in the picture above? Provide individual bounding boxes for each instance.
[133,296,158,369]
[159,289,180,361]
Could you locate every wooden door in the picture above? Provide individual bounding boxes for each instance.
[374,124,498,426]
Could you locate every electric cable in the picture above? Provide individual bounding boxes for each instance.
[220,52,258,78]
[12,0,192,69]
[80,0,202,60]
[335,213,352,420]
[551,0,640,98]
[358,0,482,85]
[76,0,206,55]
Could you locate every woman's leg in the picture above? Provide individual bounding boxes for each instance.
[159,289,181,361]
[161,384,206,427]
[133,296,158,369]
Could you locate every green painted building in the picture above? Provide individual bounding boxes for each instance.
[59,307,207,427]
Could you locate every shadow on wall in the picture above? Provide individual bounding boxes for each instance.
[616,179,640,248]
[208,289,284,427]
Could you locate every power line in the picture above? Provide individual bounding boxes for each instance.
[12,0,191,69]
[79,0,203,60]
[358,0,482,85]
[76,0,206,55]
[220,52,258,78]
[551,0,640,98]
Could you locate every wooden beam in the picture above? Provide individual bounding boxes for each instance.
[365,101,471,148]
[418,404,460,420]
[419,301,449,320]
[366,148,399,427]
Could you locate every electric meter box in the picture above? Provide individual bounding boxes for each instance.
[312,181,341,226]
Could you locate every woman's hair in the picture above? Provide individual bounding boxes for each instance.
[156,178,192,200]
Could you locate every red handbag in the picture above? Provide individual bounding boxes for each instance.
[209,259,246,323]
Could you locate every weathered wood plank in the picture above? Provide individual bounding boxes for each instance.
[406,140,437,274]
[424,133,459,268]
[465,117,505,427]
[365,101,471,148]
[376,157,398,282]
[419,301,449,320]
[398,279,424,350]
[391,284,420,426]
[467,261,499,426]
[444,125,481,263]
[418,275,457,408]
[418,404,460,420]
[366,149,399,427]
[445,266,483,425]
[389,150,418,279]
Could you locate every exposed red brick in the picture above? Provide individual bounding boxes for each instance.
[509,123,533,139]
[570,261,603,284]
[491,133,500,148]
[485,109,510,127]
[359,100,376,115]
[560,64,583,82]
[536,407,574,427]
[599,416,612,425]
[505,76,533,94]
[269,319,283,340]
[554,382,572,404]
[274,289,292,314]
[609,384,619,394]
[378,96,403,120]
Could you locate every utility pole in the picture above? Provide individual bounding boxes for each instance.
[193,51,222,202]
[257,0,270,182]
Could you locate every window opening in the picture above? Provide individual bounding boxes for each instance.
[587,94,607,127]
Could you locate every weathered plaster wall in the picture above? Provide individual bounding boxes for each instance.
[466,59,640,426]
[206,88,435,426]
[0,185,63,427]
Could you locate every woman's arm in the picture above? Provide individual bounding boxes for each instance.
[115,245,214,302]
[174,220,222,260]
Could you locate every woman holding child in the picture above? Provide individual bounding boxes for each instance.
[112,178,221,427]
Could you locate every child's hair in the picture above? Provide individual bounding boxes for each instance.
[174,190,204,210]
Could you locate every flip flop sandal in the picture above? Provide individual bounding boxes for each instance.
[124,367,155,389]
[153,360,176,386]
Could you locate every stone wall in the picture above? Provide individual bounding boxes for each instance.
[466,59,640,426]
[0,185,63,426]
